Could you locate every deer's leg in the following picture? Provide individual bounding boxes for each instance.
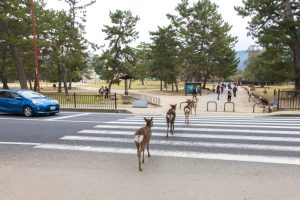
[147,142,150,157]
[142,149,145,163]
[166,122,169,138]
[136,145,142,171]
[172,122,175,134]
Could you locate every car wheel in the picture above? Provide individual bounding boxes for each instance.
[23,106,33,117]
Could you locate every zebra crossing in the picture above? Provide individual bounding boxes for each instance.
[34,115,300,165]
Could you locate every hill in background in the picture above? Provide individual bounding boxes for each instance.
[236,50,249,71]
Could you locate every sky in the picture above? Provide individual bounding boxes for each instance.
[46,0,255,52]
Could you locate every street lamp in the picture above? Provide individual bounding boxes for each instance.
[30,0,40,92]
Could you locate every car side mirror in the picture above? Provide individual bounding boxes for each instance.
[15,97,23,101]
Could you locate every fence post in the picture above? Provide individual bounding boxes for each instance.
[114,93,117,110]
[277,89,280,111]
[74,93,76,108]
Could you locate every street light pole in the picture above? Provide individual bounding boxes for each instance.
[30,0,40,92]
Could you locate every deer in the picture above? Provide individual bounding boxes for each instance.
[184,103,190,125]
[134,117,153,171]
[166,104,176,138]
[180,99,197,116]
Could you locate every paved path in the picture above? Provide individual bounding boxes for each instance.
[117,86,261,115]
[71,83,300,116]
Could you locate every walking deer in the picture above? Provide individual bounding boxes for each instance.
[184,104,190,125]
[134,117,153,171]
[166,104,176,138]
[180,99,197,116]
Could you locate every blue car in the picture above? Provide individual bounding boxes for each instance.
[0,90,60,117]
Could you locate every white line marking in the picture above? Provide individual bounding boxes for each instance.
[46,113,91,120]
[34,144,300,165]
[126,116,300,120]
[61,136,300,152]
[105,121,300,129]
[93,125,300,135]
[0,142,41,146]
[116,119,300,126]
[78,130,300,142]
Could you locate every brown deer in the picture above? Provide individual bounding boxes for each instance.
[134,117,153,171]
[180,99,197,116]
[184,104,190,125]
[166,104,176,138]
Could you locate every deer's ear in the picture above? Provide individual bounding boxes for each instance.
[150,117,153,121]
[144,117,147,121]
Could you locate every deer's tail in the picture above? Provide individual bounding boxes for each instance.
[134,135,144,144]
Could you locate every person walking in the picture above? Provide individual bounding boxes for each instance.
[227,88,232,102]
[104,86,109,99]
[232,85,238,97]
[191,86,197,101]
[98,86,105,98]
[216,85,221,100]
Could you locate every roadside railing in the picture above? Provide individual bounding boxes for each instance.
[128,92,160,106]
[44,93,117,110]
[277,90,300,110]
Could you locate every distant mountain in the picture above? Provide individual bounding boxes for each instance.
[236,50,249,71]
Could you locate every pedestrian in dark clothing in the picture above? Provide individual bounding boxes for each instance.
[227,89,232,102]
[192,87,197,101]
[99,86,105,98]
[216,85,221,100]
[232,86,238,97]
[104,86,109,99]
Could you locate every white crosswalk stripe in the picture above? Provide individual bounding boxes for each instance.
[34,115,300,165]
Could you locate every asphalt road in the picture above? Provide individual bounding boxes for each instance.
[1,112,300,200]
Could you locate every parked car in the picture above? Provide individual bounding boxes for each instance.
[0,90,60,117]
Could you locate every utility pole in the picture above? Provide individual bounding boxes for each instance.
[30,0,40,92]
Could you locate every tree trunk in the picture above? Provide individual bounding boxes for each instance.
[129,79,132,89]
[58,64,62,93]
[29,79,32,90]
[175,82,179,92]
[2,22,28,89]
[160,79,163,91]
[140,78,144,85]
[283,0,300,90]
[0,48,9,89]
[171,83,174,92]
[293,44,300,90]
[202,76,208,89]
[62,60,69,95]
[68,81,72,90]
[164,81,167,90]
[108,77,114,93]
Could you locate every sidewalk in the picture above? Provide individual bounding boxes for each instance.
[74,83,300,116]
[117,87,300,116]
[117,86,261,115]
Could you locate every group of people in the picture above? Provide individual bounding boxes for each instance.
[213,82,238,102]
[98,86,109,99]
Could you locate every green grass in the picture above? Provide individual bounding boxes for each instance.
[252,84,295,101]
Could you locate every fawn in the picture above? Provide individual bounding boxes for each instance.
[166,104,176,138]
[180,99,197,115]
[134,117,153,171]
[184,104,190,125]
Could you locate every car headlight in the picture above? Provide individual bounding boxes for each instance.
[32,100,43,105]
[53,100,59,104]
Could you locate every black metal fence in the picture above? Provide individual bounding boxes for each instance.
[44,93,117,110]
[277,90,300,110]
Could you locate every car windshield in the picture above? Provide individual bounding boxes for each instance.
[17,91,46,99]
